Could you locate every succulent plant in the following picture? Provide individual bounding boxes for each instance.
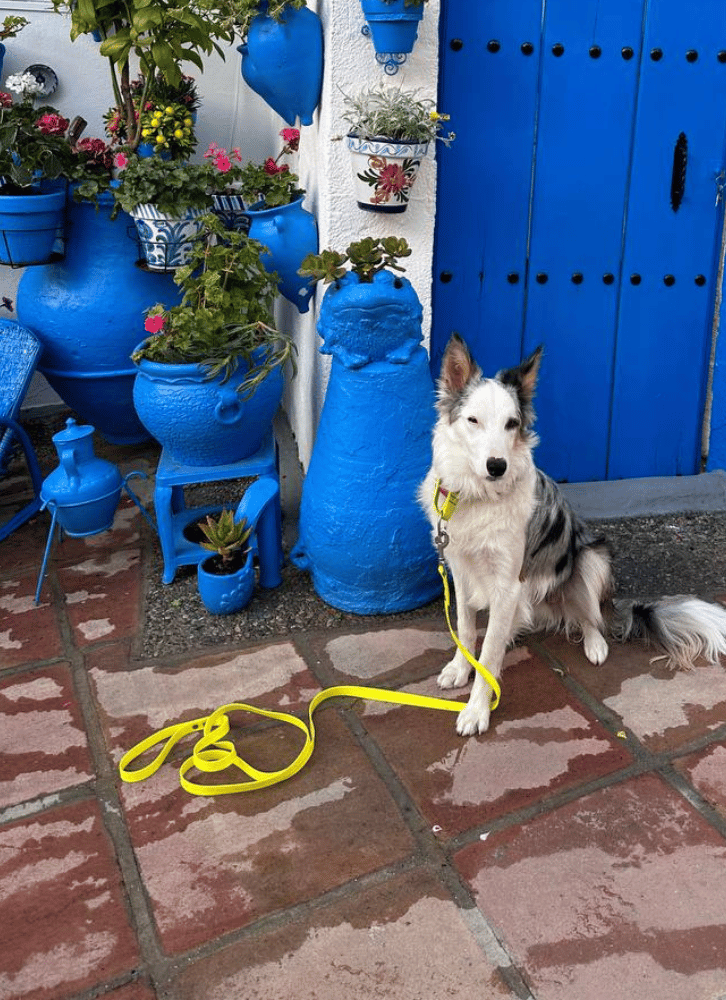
[299,236,411,285]
[198,509,252,566]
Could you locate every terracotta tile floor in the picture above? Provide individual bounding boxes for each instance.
[2,474,726,999]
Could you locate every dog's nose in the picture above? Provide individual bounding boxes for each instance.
[486,457,507,479]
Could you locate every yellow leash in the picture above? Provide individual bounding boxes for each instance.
[118,480,499,796]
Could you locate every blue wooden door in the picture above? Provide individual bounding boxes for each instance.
[433,1,726,481]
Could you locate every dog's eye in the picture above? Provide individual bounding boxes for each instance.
[506,417,520,430]
[467,416,478,425]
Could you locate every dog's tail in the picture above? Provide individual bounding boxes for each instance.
[610,596,726,669]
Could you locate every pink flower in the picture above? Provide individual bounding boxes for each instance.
[264,158,289,176]
[114,152,128,169]
[36,113,70,136]
[279,127,300,151]
[0,91,13,109]
[214,153,232,173]
[144,314,166,334]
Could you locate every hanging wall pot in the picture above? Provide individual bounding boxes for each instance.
[0,187,66,267]
[238,3,323,126]
[360,0,425,75]
[347,136,427,213]
[17,188,179,444]
[244,196,318,312]
[291,269,441,613]
[130,204,207,271]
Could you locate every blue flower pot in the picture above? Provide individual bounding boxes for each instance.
[132,344,284,467]
[17,189,180,445]
[198,548,255,615]
[238,4,323,126]
[360,0,424,56]
[245,197,318,313]
[291,270,441,614]
[0,187,66,267]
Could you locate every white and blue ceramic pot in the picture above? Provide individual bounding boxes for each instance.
[197,547,255,615]
[245,197,318,313]
[130,203,207,271]
[132,343,284,467]
[347,136,428,213]
[237,3,323,126]
[291,269,440,614]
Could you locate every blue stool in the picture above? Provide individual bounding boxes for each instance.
[154,433,283,586]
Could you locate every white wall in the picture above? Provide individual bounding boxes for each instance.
[3,0,441,469]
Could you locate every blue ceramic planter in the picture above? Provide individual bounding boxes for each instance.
[17,189,179,444]
[246,197,318,313]
[132,344,284,467]
[360,0,424,72]
[291,270,441,614]
[0,187,66,267]
[198,548,255,615]
[238,4,323,126]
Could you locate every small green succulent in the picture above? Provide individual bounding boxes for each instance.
[299,236,412,285]
[199,510,252,565]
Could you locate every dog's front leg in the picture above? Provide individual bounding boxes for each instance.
[438,565,477,690]
[456,580,522,736]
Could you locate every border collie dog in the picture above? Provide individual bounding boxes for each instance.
[420,334,726,736]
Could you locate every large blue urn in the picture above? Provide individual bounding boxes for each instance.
[291,269,441,614]
[17,189,179,444]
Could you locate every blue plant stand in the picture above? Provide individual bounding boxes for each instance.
[153,432,283,586]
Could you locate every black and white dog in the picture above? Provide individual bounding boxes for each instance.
[420,334,726,736]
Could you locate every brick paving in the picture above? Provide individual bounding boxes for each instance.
[2,452,726,999]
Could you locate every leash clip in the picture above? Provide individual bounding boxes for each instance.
[435,518,449,561]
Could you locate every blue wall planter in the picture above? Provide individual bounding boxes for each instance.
[245,197,318,313]
[0,187,66,267]
[291,269,441,614]
[238,4,323,125]
[132,344,284,467]
[17,189,179,444]
[360,0,424,74]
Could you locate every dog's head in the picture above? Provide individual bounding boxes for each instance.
[434,334,543,496]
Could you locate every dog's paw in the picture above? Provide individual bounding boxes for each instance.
[438,659,472,690]
[583,629,609,666]
[456,700,491,736]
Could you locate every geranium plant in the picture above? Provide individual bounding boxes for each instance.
[341,85,454,145]
[299,236,412,285]
[0,77,74,191]
[233,128,303,207]
[111,151,217,216]
[133,213,296,396]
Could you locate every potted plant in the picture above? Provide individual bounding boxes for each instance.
[50,0,235,152]
[292,236,441,613]
[131,213,296,467]
[0,75,74,266]
[359,0,427,73]
[104,72,200,159]
[112,151,218,269]
[197,508,255,614]
[232,128,318,313]
[341,85,455,213]
[227,0,323,126]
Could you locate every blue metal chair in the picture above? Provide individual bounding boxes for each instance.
[0,319,45,541]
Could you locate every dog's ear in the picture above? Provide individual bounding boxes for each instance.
[498,345,543,426]
[438,333,481,397]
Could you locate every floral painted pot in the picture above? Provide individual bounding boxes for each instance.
[0,187,66,266]
[245,197,318,313]
[347,136,428,213]
[132,343,284,467]
[237,3,323,126]
[130,204,207,271]
[197,547,255,615]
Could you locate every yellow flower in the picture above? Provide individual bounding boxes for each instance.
[165,106,174,114]
[174,128,184,139]
[156,133,166,144]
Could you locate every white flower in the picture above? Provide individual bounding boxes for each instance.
[5,72,44,97]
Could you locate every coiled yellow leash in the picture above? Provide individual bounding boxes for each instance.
[118,480,500,796]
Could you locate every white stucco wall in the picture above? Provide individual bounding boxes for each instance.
[3,0,440,469]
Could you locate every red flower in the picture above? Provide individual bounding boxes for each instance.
[279,127,300,152]
[0,92,13,109]
[264,157,289,176]
[144,314,166,334]
[36,113,70,136]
